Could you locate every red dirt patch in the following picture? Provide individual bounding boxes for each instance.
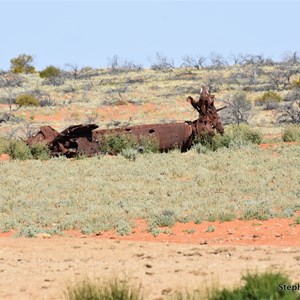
[0,154,10,161]
[259,141,300,149]
[86,216,300,246]
[3,216,300,246]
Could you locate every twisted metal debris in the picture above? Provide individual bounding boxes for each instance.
[27,87,226,157]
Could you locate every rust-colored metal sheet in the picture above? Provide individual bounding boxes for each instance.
[26,87,226,157]
[94,122,193,152]
[27,126,60,146]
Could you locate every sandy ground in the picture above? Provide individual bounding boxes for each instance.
[1,217,300,300]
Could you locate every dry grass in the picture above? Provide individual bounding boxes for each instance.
[1,144,300,236]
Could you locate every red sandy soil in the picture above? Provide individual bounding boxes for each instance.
[1,217,300,300]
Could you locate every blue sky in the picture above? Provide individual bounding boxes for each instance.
[1,1,299,70]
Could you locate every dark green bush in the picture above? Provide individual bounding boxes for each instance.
[98,133,159,155]
[194,125,262,152]
[15,94,40,107]
[4,140,50,160]
[39,65,61,79]
[29,142,51,160]
[282,125,300,142]
[5,140,33,160]
[210,271,299,300]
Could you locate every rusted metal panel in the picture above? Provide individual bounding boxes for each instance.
[94,122,193,152]
[26,87,226,157]
[27,126,60,146]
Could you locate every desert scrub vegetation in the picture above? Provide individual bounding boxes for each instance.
[2,139,50,160]
[64,271,299,300]
[193,124,262,152]
[15,93,40,107]
[98,133,159,155]
[282,125,300,142]
[64,277,143,300]
[172,271,299,300]
[1,144,300,236]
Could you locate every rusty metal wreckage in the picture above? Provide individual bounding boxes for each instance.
[27,87,226,157]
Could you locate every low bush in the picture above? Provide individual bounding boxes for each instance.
[15,94,40,107]
[3,140,51,160]
[98,133,159,155]
[282,125,300,142]
[255,91,282,107]
[172,271,299,300]
[39,65,61,79]
[194,124,262,152]
[210,271,298,300]
[29,142,51,160]
[64,277,143,300]
[292,77,300,88]
[5,140,33,160]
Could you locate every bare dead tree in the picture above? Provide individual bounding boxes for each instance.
[65,63,82,80]
[181,55,206,69]
[277,100,300,124]
[209,52,228,69]
[150,52,175,70]
[282,51,299,65]
[265,66,297,90]
[220,92,252,125]
[228,53,244,65]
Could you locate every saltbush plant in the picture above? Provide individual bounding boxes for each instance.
[194,124,262,152]
[4,140,51,160]
[282,125,300,142]
[15,94,40,107]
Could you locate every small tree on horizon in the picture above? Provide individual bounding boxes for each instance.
[10,54,35,74]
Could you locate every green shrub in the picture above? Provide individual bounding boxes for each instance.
[210,271,299,300]
[64,277,143,300]
[15,94,40,107]
[29,142,51,160]
[255,91,282,106]
[5,140,33,160]
[98,133,159,155]
[194,125,262,152]
[152,209,176,227]
[39,65,61,78]
[99,133,138,154]
[282,125,300,142]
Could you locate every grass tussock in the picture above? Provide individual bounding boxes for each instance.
[64,277,143,300]
[64,271,299,300]
[282,125,300,142]
[1,144,300,236]
[172,271,299,300]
